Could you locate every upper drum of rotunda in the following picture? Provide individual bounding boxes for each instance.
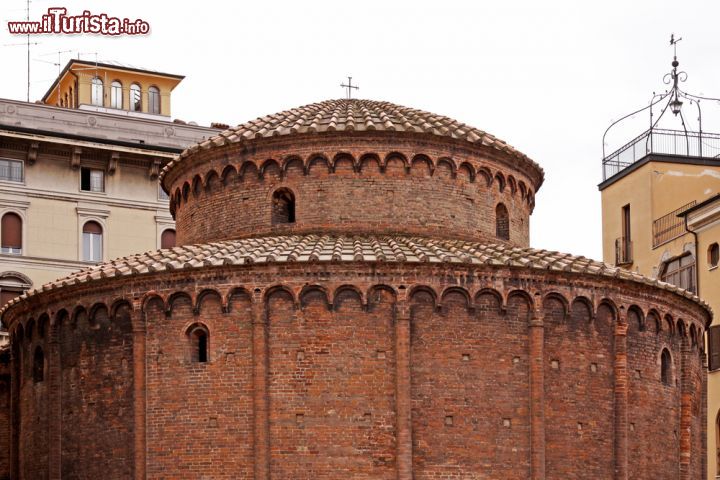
[161,99,545,246]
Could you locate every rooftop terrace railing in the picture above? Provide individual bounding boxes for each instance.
[602,128,720,181]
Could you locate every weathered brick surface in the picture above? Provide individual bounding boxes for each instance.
[58,304,134,479]
[543,298,615,479]
[411,289,531,479]
[267,286,396,479]
[1,119,710,480]
[145,291,254,479]
[2,262,709,479]
[166,136,535,247]
[17,317,49,480]
[0,350,10,480]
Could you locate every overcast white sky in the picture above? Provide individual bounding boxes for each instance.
[2,0,720,260]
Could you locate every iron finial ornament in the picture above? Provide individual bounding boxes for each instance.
[601,34,720,180]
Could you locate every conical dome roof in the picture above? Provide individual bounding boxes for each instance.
[160,99,543,187]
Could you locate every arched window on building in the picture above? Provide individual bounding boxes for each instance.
[188,324,209,363]
[148,86,161,114]
[161,229,176,249]
[660,253,696,293]
[709,243,719,269]
[33,346,44,383]
[1,212,22,255]
[69,86,74,108]
[272,188,296,224]
[661,348,672,385]
[130,83,142,112]
[110,80,123,109]
[0,272,32,306]
[82,221,103,262]
[91,77,104,106]
[495,203,509,240]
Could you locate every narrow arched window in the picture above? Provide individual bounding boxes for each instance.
[161,229,176,249]
[496,203,509,240]
[148,86,160,114]
[33,346,44,383]
[91,77,103,106]
[661,348,672,385]
[110,80,123,109]
[188,325,209,363]
[1,212,22,255]
[82,221,103,262]
[130,83,142,112]
[69,86,74,108]
[272,189,296,224]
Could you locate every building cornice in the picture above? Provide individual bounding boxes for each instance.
[0,253,91,271]
[0,184,168,212]
[598,154,720,191]
[0,97,219,155]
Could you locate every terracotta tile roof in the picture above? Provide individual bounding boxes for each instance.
[159,99,543,185]
[1,235,710,314]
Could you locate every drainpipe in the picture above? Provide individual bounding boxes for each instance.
[682,214,700,298]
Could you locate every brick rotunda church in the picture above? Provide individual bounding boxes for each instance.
[1,99,711,479]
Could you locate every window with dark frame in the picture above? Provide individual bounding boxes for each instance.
[272,189,296,224]
[189,326,209,363]
[495,203,509,240]
[661,348,672,385]
[80,167,104,192]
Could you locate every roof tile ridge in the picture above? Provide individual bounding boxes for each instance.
[395,236,429,262]
[385,236,407,262]
[369,236,386,261]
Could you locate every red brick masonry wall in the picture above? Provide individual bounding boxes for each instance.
[4,264,708,479]
[165,135,537,247]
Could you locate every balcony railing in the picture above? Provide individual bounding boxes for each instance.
[615,237,633,266]
[651,201,696,248]
[603,128,720,180]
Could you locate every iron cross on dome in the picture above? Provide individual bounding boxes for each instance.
[340,76,359,99]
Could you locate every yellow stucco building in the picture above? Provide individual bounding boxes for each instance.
[600,75,720,476]
[0,60,219,324]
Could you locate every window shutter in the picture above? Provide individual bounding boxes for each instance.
[161,229,176,249]
[709,325,720,371]
[1,213,22,248]
[82,221,102,234]
[0,290,17,306]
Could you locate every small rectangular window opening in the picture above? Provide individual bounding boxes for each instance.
[81,167,104,192]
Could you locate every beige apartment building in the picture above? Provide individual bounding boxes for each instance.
[0,59,219,312]
[601,129,720,475]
